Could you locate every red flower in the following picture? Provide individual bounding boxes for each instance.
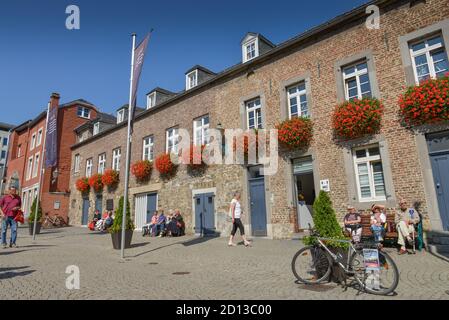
[232,130,260,156]
[182,144,208,170]
[332,98,384,140]
[276,117,313,149]
[88,174,104,193]
[101,169,119,187]
[75,177,90,194]
[399,75,449,126]
[131,160,153,181]
[155,153,176,175]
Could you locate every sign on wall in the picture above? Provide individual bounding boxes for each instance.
[320,179,330,192]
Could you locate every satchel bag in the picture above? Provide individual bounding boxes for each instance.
[13,210,25,224]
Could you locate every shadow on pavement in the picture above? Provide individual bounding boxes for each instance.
[0,270,35,280]
[0,250,27,256]
[129,242,150,249]
[131,241,185,258]
[0,266,30,273]
[182,235,220,247]
[18,244,55,248]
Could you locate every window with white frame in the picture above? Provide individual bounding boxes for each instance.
[166,128,179,154]
[343,61,372,100]
[26,157,33,180]
[86,158,93,177]
[244,40,257,62]
[194,115,210,146]
[32,153,40,178]
[77,106,91,119]
[117,109,125,124]
[93,122,100,135]
[17,145,21,158]
[98,153,106,174]
[246,98,263,129]
[74,154,81,173]
[2,137,8,147]
[36,128,43,146]
[30,133,36,150]
[112,148,121,171]
[287,82,309,118]
[186,71,198,90]
[353,145,386,202]
[147,92,156,109]
[143,136,154,161]
[409,34,449,84]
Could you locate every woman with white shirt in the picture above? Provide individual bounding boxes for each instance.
[228,192,251,247]
[370,204,387,243]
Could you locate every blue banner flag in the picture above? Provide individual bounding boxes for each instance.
[45,104,58,168]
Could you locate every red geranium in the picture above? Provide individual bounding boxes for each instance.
[276,117,313,149]
[88,174,104,193]
[155,153,176,175]
[131,160,153,181]
[182,144,208,169]
[332,98,384,140]
[75,177,90,194]
[102,169,119,187]
[399,74,449,126]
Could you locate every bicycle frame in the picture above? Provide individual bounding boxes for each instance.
[315,237,358,273]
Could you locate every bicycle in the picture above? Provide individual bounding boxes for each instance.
[291,226,399,296]
[42,213,68,229]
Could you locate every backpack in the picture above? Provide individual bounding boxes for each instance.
[88,221,95,231]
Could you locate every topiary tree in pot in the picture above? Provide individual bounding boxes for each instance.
[110,196,135,250]
[303,191,349,283]
[28,197,43,235]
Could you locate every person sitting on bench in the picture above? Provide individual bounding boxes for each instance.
[142,211,158,237]
[344,205,362,243]
[396,199,420,255]
[370,204,386,243]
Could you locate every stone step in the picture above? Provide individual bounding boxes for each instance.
[432,236,449,245]
[429,244,449,254]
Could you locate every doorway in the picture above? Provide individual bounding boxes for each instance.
[427,131,449,231]
[248,166,267,237]
[81,197,90,226]
[293,158,316,230]
[194,193,215,236]
[134,193,158,231]
[95,195,103,214]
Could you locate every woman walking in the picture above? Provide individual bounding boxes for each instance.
[228,192,251,247]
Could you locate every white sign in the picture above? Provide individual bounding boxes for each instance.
[320,179,330,192]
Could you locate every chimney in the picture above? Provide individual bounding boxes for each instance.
[50,92,60,108]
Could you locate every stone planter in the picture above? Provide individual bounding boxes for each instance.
[111,230,133,250]
[28,222,42,235]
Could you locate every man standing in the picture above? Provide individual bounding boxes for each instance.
[0,186,22,249]
[396,199,420,255]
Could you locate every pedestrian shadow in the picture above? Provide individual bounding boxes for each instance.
[182,235,220,247]
[0,266,30,273]
[0,270,35,280]
[0,250,27,256]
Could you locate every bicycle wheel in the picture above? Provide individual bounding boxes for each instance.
[292,246,332,284]
[349,250,399,296]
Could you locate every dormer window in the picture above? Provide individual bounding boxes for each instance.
[117,109,125,124]
[77,106,91,119]
[93,122,100,136]
[147,92,156,109]
[245,41,257,62]
[186,70,198,90]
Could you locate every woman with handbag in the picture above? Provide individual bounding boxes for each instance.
[0,186,22,249]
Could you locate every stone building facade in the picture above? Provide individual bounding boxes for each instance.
[69,0,449,238]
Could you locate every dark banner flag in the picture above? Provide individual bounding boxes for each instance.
[45,104,58,168]
[130,32,151,130]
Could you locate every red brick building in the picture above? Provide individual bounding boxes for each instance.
[5,93,98,222]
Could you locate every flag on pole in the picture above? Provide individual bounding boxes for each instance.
[130,32,151,130]
[45,102,58,168]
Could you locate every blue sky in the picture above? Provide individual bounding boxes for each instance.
[0,0,368,126]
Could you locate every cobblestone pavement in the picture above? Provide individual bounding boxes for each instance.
[0,226,448,300]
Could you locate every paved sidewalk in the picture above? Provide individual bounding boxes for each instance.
[0,227,448,300]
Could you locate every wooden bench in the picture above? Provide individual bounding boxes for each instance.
[344,212,399,244]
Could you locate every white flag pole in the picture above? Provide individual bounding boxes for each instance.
[33,102,50,241]
[121,33,136,259]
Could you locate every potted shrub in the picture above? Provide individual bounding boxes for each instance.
[88,174,104,193]
[28,198,42,235]
[131,160,153,182]
[110,196,135,250]
[276,117,313,149]
[75,177,90,194]
[332,98,384,140]
[155,153,176,177]
[102,169,119,189]
[303,191,349,283]
[399,74,449,126]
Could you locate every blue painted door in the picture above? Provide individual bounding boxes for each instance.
[95,195,103,214]
[194,193,215,235]
[249,178,267,236]
[431,153,449,231]
[82,198,90,225]
[146,193,158,223]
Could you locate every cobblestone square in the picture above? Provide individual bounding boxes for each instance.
[0,227,448,300]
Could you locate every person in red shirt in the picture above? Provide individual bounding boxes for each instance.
[0,186,22,249]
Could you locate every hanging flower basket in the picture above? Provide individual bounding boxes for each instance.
[131,160,153,181]
[88,174,104,193]
[102,169,119,187]
[332,98,384,140]
[276,117,313,149]
[75,177,90,194]
[399,74,449,126]
[155,153,176,176]
[182,144,208,170]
